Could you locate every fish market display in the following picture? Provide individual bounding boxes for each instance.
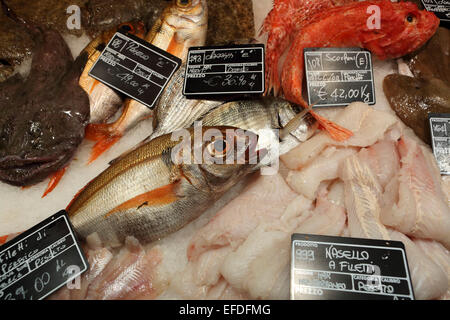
[68,126,263,246]
[161,103,450,300]
[381,136,450,248]
[85,0,209,163]
[383,75,450,145]
[0,8,89,189]
[79,21,147,124]
[1,0,449,302]
[271,0,439,140]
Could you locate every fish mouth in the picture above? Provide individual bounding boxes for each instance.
[0,154,68,186]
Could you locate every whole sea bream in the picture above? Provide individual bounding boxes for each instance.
[201,98,319,156]
[68,126,263,246]
[0,4,89,187]
[79,21,147,124]
[85,0,209,163]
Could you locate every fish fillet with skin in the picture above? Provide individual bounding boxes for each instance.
[341,155,448,299]
[381,136,450,248]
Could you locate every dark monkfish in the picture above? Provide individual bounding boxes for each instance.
[0,2,90,195]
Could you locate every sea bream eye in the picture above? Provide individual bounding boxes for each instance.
[119,23,134,33]
[177,0,191,7]
[207,139,229,158]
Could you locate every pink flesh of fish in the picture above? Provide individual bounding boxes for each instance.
[341,155,448,299]
[49,236,163,300]
[381,136,450,248]
[286,146,357,199]
[187,174,298,261]
[414,239,450,299]
[175,178,347,299]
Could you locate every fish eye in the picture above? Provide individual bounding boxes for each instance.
[177,0,192,7]
[406,14,416,24]
[119,23,134,33]
[207,139,229,158]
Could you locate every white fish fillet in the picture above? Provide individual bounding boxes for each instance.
[388,230,448,300]
[414,239,450,296]
[381,136,450,248]
[281,102,398,170]
[187,174,298,261]
[220,187,345,299]
[341,156,391,240]
[171,180,313,300]
[286,147,357,199]
[341,155,448,299]
[357,138,400,190]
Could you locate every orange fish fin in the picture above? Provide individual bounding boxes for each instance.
[0,235,8,245]
[105,183,179,218]
[89,79,101,95]
[89,135,121,164]
[85,123,122,163]
[42,166,67,198]
[309,108,353,141]
[166,37,184,57]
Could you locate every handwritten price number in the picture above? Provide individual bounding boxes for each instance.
[317,84,370,103]
[0,286,29,300]
[222,74,256,90]
[34,272,51,293]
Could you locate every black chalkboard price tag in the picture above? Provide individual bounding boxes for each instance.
[291,234,415,300]
[0,210,88,300]
[89,31,182,109]
[421,0,450,24]
[304,48,376,108]
[183,44,265,98]
[429,113,450,175]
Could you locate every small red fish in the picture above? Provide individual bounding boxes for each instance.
[276,0,439,141]
[261,0,356,96]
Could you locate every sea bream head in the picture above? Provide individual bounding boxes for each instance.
[150,0,208,59]
[361,1,439,59]
[171,126,265,193]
